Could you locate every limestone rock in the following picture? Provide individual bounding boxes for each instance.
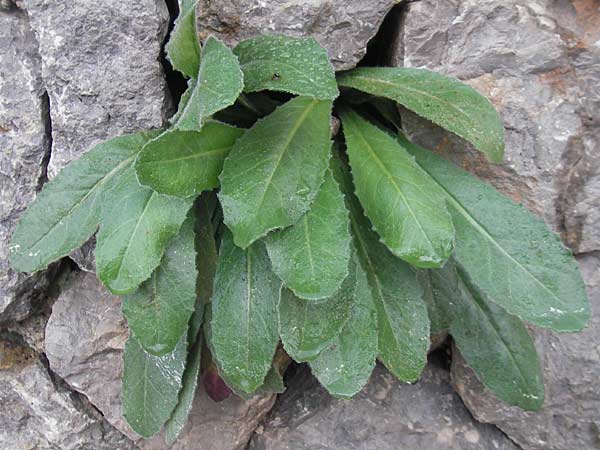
[196,0,403,70]
[0,8,52,323]
[249,359,519,450]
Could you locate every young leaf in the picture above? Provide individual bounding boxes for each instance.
[122,213,197,356]
[164,338,202,445]
[266,167,351,300]
[219,96,333,249]
[210,230,281,393]
[174,36,244,131]
[135,123,244,197]
[309,258,378,398]
[334,155,430,382]
[337,67,504,162]
[278,256,356,362]
[165,0,200,78]
[340,108,454,268]
[234,35,339,100]
[403,134,590,332]
[122,334,187,438]
[427,262,544,410]
[9,131,160,273]
[95,167,193,294]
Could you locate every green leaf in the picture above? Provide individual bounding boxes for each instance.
[165,0,200,78]
[334,155,430,382]
[337,67,505,162]
[164,338,202,445]
[122,334,187,438]
[416,271,450,335]
[9,131,160,273]
[135,123,244,197]
[122,213,197,356]
[173,36,244,131]
[210,230,281,393]
[219,96,333,248]
[266,168,351,300]
[234,35,338,100]
[95,167,193,294]
[403,134,590,332]
[278,256,356,362]
[340,108,454,268]
[427,261,544,410]
[309,257,378,398]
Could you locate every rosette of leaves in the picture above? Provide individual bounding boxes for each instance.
[9,1,590,443]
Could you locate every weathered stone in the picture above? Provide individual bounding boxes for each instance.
[452,254,600,450]
[396,0,600,253]
[196,0,402,70]
[0,338,134,450]
[0,8,52,323]
[249,359,519,450]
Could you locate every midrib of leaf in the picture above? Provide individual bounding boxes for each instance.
[146,146,231,165]
[349,116,436,254]
[253,99,318,212]
[303,216,316,277]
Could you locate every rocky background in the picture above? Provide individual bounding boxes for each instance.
[1,0,598,449]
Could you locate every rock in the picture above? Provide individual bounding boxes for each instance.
[0,337,134,450]
[396,0,600,253]
[0,8,52,323]
[249,359,519,450]
[45,271,276,449]
[451,254,600,450]
[196,0,402,70]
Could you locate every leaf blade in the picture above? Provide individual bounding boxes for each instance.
[165,0,200,78]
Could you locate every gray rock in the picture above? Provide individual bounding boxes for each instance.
[452,253,600,450]
[249,360,519,450]
[0,8,52,323]
[196,0,402,70]
[396,0,600,253]
[0,337,134,450]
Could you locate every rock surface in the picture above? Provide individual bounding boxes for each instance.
[249,359,519,450]
[0,7,51,323]
[196,0,402,70]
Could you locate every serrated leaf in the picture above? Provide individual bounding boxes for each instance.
[122,213,197,355]
[427,261,544,410]
[309,257,378,398]
[122,334,187,438]
[174,36,244,131]
[135,123,244,197]
[219,96,333,249]
[334,155,430,382]
[234,35,338,100]
[340,108,454,268]
[9,131,160,273]
[95,167,193,294]
[210,230,281,393]
[337,67,504,162]
[266,167,351,300]
[278,256,356,362]
[164,337,202,445]
[403,134,590,332]
[165,0,200,78]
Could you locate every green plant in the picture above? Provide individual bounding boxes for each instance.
[9,2,589,443]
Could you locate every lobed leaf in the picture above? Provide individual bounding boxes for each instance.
[95,167,193,294]
[266,167,351,300]
[340,108,454,268]
[337,67,505,162]
[234,35,339,100]
[403,134,590,332]
[122,334,187,438]
[210,230,281,393]
[219,96,333,249]
[135,123,244,197]
[9,131,160,273]
[165,0,200,78]
[425,261,544,410]
[122,213,197,356]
